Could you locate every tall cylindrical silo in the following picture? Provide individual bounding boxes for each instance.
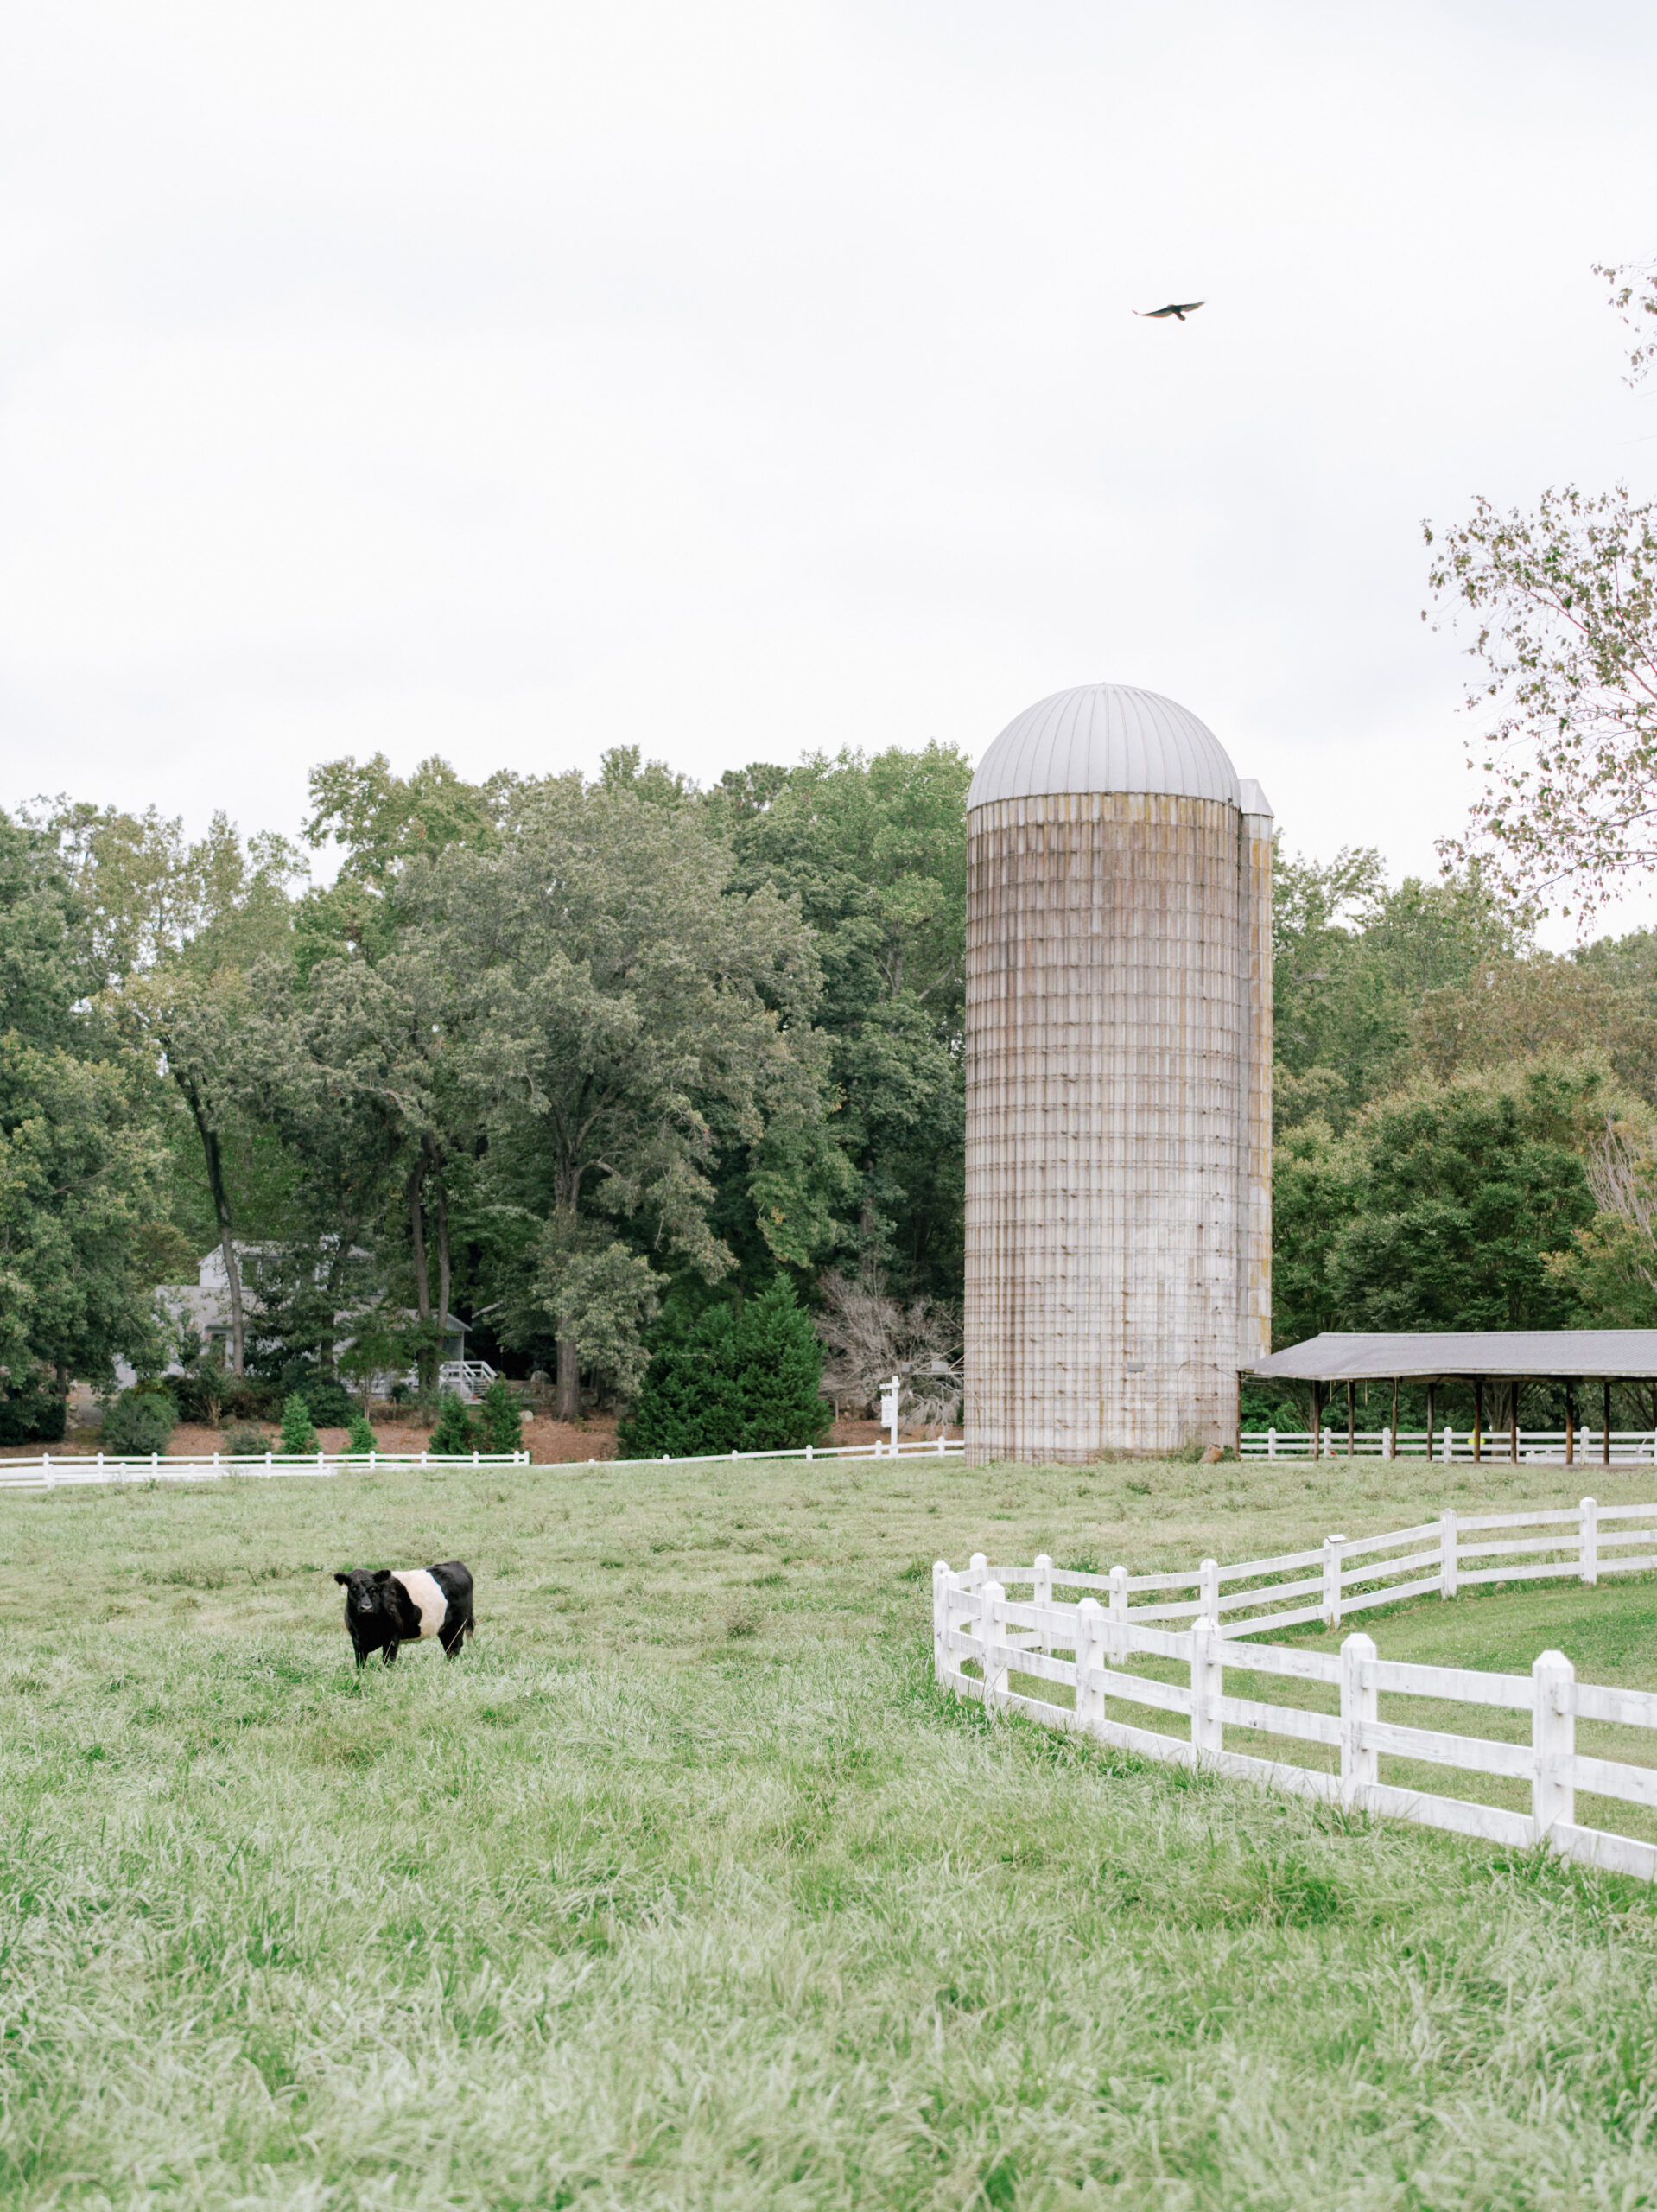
[963,683,1273,1462]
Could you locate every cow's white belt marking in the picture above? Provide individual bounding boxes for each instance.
[392,1569,447,1639]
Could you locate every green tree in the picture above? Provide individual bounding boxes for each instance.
[619,1279,830,1458]
[1427,265,1657,923]
[429,772,839,1419]
[716,742,969,1294]
[278,1392,319,1454]
[0,1036,170,1392]
[1273,846,1528,1129]
[1324,1064,1607,1333]
[476,1376,524,1454]
[429,1390,475,1453]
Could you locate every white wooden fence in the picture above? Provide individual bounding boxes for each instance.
[0,1433,963,1492]
[973,1497,1657,1642]
[935,1554,1657,1881]
[1243,1426,1657,1464]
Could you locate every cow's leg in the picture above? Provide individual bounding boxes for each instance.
[382,1640,399,1667]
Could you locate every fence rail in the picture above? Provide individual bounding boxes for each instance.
[0,1433,964,1492]
[981,1496,1657,1641]
[934,1559,1657,1881]
[1243,1426,1657,1464]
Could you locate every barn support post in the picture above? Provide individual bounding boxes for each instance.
[1346,1381,1355,1457]
[1426,1383,1435,1464]
[1509,1382,1519,1465]
[1389,1377,1399,1460]
[1566,1382,1576,1468]
[1603,1381,1612,1467]
[1474,1378,1482,1464]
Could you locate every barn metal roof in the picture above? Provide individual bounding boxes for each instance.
[1249,1332,1657,1382]
[968,683,1251,811]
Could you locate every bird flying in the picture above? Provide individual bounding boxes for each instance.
[1133,301,1204,321]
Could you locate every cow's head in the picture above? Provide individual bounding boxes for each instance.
[334,1567,393,1618]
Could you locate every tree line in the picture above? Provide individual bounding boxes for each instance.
[10,731,1657,1443]
[0,744,968,1437]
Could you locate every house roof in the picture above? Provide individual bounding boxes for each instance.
[1249,1332,1657,1382]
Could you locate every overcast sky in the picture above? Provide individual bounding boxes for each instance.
[3,1,1654,939]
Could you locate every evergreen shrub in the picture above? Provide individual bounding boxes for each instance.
[174,1373,278,1424]
[346,1408,377,1454]
[0,1377,67,1445]
[297,1374,355,1427]
[429,1392,476,1454]
[102,1390,177,1457]
[619,1280,830,1459]
[279,1394,319,1454]
[223,1423,268,1458]
[478,1377,524,1455]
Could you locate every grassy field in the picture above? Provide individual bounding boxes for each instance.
[5,1450,1657,2209]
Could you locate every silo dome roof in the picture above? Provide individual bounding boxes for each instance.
[968,683,1241,810]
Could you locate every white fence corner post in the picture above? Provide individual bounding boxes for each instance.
[981,1580,1008,1713]
[1382,1425,1394,1461]
[1032,1554,1053,1650]
[1076,1595,1105,1736]
[1190,1614,1222,1758]
[1108,1563,1129,1663]
[1532,1649,1576,1844]
[1579,1496,1598,1586]
[1323,1534,1346,1629]
[1440,1509,1458,1599]
[1339,1631,1378,1808]
[1267,1427,1276,1460]
[1200,1556,1220,1630]
[1442,1422,1453,1464]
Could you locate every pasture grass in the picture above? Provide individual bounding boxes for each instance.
[3,1451,1657,2207]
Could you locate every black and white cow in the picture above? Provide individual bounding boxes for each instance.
[333,1561,474,1668]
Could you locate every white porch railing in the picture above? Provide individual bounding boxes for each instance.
[1243,1427,1657,1465]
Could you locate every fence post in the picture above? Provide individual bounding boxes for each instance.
[1267,1427,1276,1459]
[1200,1556,1220,1631]
[1339,1631,1378,1808]
[1076,1595,1106,1736]
[1439,1509,1457,1599]
[1032,1554,1053,1650]
[1108,1564,1129,1662]
[1382,1426,1394,1461]
[1579,1496,1598,1586]
[931,1561,949,1683]
[981,1580,1008,1713]
[1442,1423,1453,1464]
[1532,1649,1576,1843]
[1323,1535,1346,1628]
[1190,1615,1222,1758]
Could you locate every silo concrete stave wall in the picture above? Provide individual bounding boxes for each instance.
[965,787,1263,1462]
